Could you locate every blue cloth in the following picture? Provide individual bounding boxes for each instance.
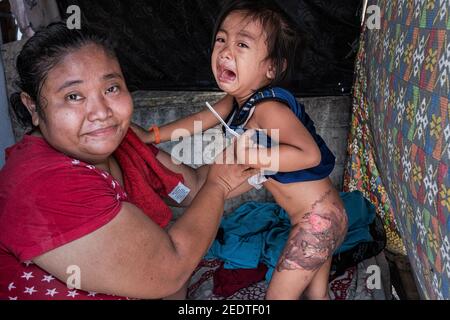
[334,191,376,254]
[0,46,15,169]
[205,190,376,281]
[223,86,336,183]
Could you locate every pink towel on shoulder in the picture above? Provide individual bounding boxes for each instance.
[114,128,184,228]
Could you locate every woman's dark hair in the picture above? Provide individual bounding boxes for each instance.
[12,21,117,128]
[211,0,299,86]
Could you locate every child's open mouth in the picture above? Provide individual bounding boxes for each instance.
[218,66,236,83]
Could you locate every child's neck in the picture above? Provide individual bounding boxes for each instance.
[234,94,250,108]
[233,84,272,108]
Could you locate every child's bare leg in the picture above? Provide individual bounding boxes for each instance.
[302,258,332,300]
[266,255,318,299]
[266,204,347,300]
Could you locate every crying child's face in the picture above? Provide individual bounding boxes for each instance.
[211,10,275,104]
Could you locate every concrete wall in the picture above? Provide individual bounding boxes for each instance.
[131,90,352,215]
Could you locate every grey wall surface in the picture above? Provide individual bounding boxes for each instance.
[131,91,352,216]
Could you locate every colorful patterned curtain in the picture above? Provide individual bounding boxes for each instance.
[345,0,450,299]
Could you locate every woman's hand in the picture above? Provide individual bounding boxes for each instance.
[130,123,154,144]
[235,129,278,171]
[206,138,259,195]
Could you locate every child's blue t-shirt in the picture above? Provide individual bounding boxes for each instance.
[223,86,335,183]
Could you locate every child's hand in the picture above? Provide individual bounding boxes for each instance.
[235,129,256,162]
[235,129,278,171]
[236,129,265,166]
[130,123,154,144]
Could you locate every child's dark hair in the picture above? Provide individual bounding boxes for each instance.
[212,0,299,86]
[11,21,117,128]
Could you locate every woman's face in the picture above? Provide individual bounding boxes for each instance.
[34,44,133,164]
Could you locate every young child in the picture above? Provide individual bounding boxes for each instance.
[133,0,348,300]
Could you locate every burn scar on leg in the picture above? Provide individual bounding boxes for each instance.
[277,191,348,272]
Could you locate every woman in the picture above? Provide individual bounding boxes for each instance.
[0,22,256,300]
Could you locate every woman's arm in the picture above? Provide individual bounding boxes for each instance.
[155,148,254,207]
[236,101,321,172]
[33,160,257,299]
[131,94,234,144]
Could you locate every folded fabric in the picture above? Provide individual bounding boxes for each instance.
[213,262,268,298]
[333,191,376,254]
[114,128,185,228]
[205,191,376,281]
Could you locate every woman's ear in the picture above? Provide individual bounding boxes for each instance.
[20,92,40,126]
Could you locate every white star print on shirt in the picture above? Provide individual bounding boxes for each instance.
[67,290,79,298]
[45,288,59,297]
[23,260,33,267]
[24,286,37,295]
[87,291,97,297]
[21,272,34,280]
[8,282,16,291]
[42,275,55,283]
[9,296,18,300]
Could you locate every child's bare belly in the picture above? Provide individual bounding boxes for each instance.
[264,177,345,225]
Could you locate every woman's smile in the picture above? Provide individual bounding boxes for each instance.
[84,124,119,137]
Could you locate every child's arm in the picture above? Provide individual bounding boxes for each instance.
[236,101,321,172]
[131,94,234,144]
